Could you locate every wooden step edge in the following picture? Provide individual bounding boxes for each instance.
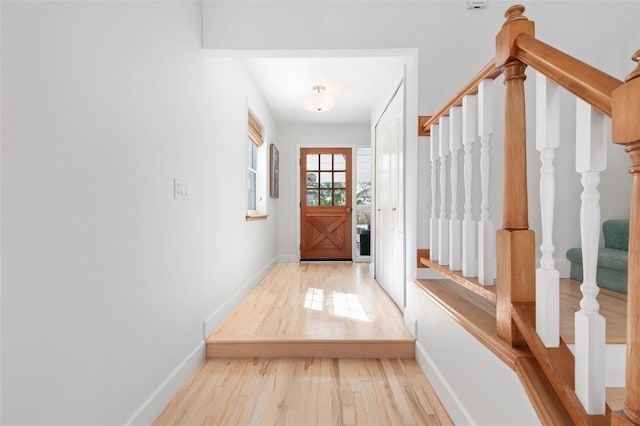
[511,302,612,426]
[419,256,497,303]
[206,340,415,359]
[515,357,573,425]
[415,279,532,370]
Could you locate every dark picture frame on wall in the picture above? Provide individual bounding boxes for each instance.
[270,144,279,198]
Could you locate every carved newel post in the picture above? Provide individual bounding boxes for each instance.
[612,50,640,426]
[494,5,536,346]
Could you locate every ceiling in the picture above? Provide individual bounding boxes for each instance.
[241,56,406,125]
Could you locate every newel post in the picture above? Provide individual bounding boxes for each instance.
[611,50,640,426]
[495,4,536,346]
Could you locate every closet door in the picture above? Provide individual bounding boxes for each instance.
[374,83,405,309]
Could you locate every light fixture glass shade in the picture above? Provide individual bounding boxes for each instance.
[304,85,335,112]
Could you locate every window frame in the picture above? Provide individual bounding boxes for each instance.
[246,111,268,221]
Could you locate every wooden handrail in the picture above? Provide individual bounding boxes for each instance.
[515,34,623,117]
[421,60,501,133]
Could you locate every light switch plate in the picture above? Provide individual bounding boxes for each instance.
[174,178,189,200]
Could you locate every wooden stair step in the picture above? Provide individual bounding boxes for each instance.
[419,256,497,303]
[511,302,611,425]
[415,279,532,369]
[206,337,415,359]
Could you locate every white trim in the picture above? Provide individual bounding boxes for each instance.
[415,341,475,426]
[123,341,206,426]
[203,256,277,338]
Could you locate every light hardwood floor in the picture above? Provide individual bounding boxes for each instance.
[153,358,453,426]
[207,262,415,358]
[154,262,453,425]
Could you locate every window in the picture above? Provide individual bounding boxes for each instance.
[247,112,267,220]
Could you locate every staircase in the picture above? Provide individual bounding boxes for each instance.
[418,4,640,424]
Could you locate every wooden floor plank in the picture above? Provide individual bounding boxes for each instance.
[154,358,453,426]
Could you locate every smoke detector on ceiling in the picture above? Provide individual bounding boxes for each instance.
[467,0,487,9]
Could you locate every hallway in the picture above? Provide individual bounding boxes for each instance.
[153,263,453,425]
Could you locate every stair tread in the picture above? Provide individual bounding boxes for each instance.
[416,279,532,369]
[511,302,611,426]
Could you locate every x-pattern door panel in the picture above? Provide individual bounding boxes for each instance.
[300,148,352,260]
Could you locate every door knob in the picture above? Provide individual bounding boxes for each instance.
[346,208,352,213]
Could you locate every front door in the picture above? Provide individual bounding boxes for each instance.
[300,148,352,260]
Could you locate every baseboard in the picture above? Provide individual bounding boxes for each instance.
[416,268,445,280]
[277,254,298,262]
[415,341,475,426]
[124,341,206,426]
[203,256,278,339]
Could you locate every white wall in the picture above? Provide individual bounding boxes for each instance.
[409,284,540,425]
[277,123,370,260]
[1,2,278,424]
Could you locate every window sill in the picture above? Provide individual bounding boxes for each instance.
[246,214,269,222]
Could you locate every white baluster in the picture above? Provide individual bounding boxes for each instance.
[430,124,440,262]
[478,79,495,285]
[535,73,561,348]
[439,117,450,265]
[575,98,607,415]
[449,107,462,271]
[462,95,478,277]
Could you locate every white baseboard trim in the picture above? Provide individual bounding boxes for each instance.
[416,268,445,280]
[124,341,206,426]
[203,256,278,339]
[278,254,298,262]
[415,341,475,426]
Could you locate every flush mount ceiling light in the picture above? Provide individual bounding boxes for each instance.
[304,85,335,112]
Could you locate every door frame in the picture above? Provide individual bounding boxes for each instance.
[296,144,357,261]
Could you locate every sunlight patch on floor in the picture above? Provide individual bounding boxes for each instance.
[303,287,370,322]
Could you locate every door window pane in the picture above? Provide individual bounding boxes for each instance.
[320,172,332,188]
[320,189,332,206]
[306,190,319,206]
[334,154,346,171]
[334,172,346,189]
[320,154,332,170]
[306,172,319,188]
[334,189,346,206]
[306,154,319,171]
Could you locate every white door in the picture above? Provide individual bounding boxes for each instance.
[374,83,405,309]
